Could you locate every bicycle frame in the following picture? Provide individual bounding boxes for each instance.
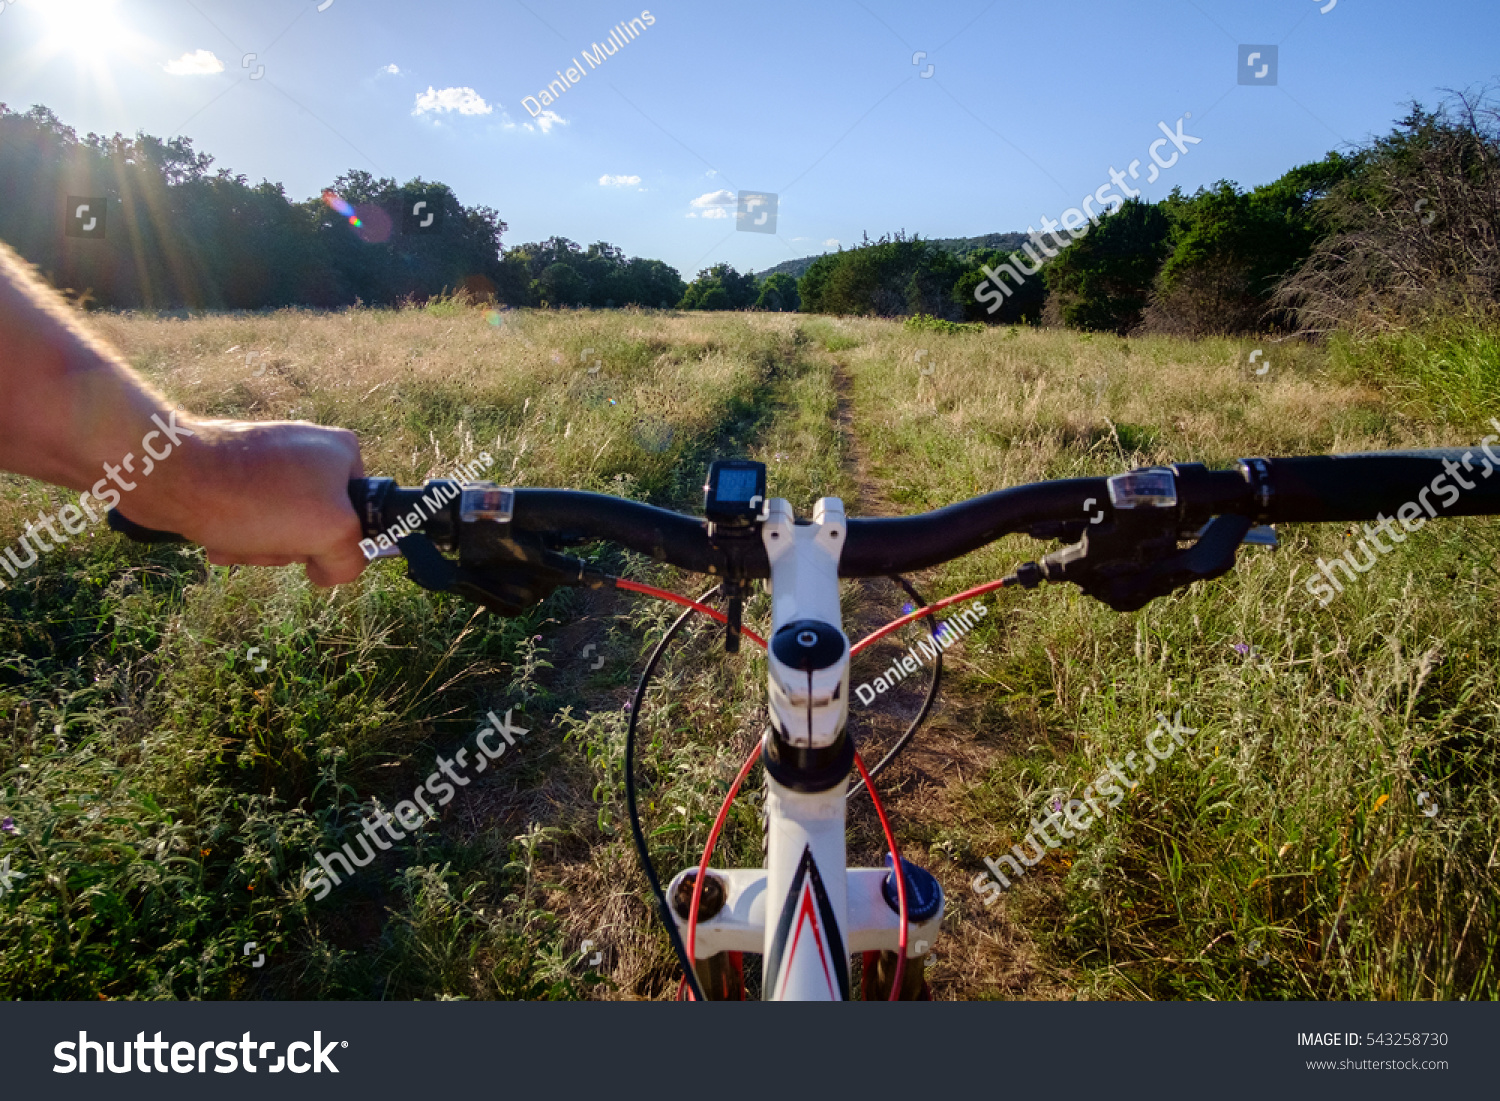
[664,496,944,1000]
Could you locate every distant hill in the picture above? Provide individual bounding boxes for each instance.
[754,231,1032,281]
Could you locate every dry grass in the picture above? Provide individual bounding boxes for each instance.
[824,317,1499,1000]
[3,306,1495,1001]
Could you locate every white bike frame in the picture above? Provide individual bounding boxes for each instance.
[665,496,944,1000]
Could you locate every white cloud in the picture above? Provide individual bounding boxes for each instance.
[705,169,718,178]
[163,49,224,76]
[823,238,841,248]
[380,63,401,75]
[412,86,493,116]
[496,109,568,134]
[691,189,735,209]
[599,174,642,187]
[686,190,734,219]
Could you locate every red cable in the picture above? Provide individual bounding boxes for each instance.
[615,575,923,1000]
[615,578,768,649]
[683,745,911,1001]
[611,575,762,1000]
[683,742,762,1001]
[854,748,908,1000]
[850,577,1006,656]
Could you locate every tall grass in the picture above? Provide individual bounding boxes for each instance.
[835,318,1499,1000]
[1329,322,1500,431]
[2,305,1495,1000]
[0,304,839,998]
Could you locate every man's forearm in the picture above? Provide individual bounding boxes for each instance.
[0,239,367,587]
[0,239,191,497]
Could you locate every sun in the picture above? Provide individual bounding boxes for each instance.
[34,0,128,57]
[20,0,136,64]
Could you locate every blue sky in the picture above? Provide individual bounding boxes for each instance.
[2,0,1498,277]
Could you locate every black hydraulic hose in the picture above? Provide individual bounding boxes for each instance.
[625,585,720,1004]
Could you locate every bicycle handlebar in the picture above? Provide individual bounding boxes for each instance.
[1249,447,1500,522]
[108,443,1500,592]
[845,445,1500,570]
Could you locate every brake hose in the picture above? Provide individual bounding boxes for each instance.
[623,585,723,1004]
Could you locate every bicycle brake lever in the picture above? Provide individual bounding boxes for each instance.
[394,532,546,616]
[1014,514,1256,612]
[397,532,611,616]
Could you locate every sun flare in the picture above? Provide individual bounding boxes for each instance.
[22,0,134,63]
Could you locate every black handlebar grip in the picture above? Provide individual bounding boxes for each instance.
[106,510,189,544]
[108,480,377,545]
[1261,447,1500,524]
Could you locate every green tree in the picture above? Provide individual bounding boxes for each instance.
[1140,154,1354,334]
[955,247,1047,324]
[537,261,589,306]
[794,233,964,318]
[797,252,840,312]
[754,272,800,311]
[502,236,683,308]
[0,103,517,309]
[1042,199,1173,333]
[679,263,757,310]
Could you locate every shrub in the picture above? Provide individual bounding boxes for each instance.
[1139,160,1353,336]
[1273,89,1500,334]
[798,233,965,319]
[754,273,800,312]
[1042,198,1172,334]
[679,264,757,311]
[955,247,1048,325]
[903,313,984,335]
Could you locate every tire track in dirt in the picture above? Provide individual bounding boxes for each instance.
[826,353,1071,1001]
[518,329,833,1000]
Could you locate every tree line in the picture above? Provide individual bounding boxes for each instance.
[4,90,1496,338]
[790,88,1500,339]
[0,103,693,311]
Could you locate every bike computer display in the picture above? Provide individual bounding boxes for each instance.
[704,459,766,527]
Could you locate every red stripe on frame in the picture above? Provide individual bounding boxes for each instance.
[779,880,836,999]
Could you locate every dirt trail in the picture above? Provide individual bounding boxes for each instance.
[826,354,1071,1001]
[503,346,1071,1001]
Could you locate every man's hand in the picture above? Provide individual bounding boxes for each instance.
[0,238,370,589]
[120,418,369,588]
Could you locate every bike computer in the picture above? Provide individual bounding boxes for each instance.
[703,459,766,528]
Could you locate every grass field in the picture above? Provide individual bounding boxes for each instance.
[1,305,1496,1000]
